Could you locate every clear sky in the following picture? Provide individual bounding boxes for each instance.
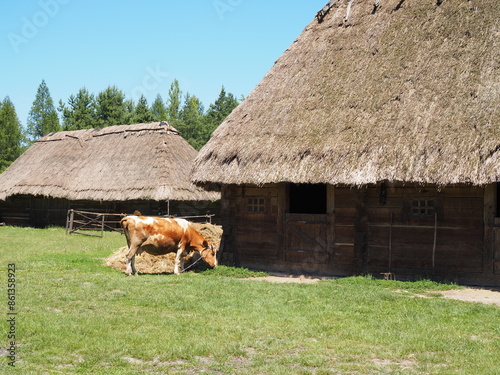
[0,0,327,127]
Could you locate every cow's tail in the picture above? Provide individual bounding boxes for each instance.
[120,217,131,247]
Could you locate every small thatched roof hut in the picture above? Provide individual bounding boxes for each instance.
[192,0,500,285]
[0,122,219,226]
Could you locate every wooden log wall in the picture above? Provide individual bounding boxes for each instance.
[0,195,220,228]
[219,185,280,267]
[222,183,499,285]
[363,184,485,279]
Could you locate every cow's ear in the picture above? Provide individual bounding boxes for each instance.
[203,240,209,248]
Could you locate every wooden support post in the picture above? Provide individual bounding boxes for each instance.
[432,211,438,275]
[277,183,288,261]
[389,213,393,272]
[484,184,496,275]
[327,185,336,264]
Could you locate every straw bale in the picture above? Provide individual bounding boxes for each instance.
[105,222,223,274]
[193,0,500,187]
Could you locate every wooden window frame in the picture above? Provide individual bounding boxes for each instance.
[411,199,436,217]
[247,197,266,214]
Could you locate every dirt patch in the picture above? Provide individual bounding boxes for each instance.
[440,288,500,307]
[105,222,222,274]
[244,273,329,284]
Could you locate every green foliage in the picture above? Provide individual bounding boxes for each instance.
[205,86,239,127]
[164,85,240,150]
[151,93,167,121]
[133,94,155,123]
[58,87,96,131]
[0,97,23,172]
[166,79,182,127]
[177,93,205,150]
[95,85,131,127]
[26,80,60,141]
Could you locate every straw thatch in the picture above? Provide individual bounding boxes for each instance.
[105,222,223,274]
[193,0,499,187]
[0,122,219,201]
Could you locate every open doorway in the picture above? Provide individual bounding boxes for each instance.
[289,183,327,214]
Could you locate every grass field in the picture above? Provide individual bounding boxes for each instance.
[1,226,499,374]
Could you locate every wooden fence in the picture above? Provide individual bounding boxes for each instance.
[65,210,124,237]
[65,210,215,237]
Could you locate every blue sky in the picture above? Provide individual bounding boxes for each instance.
[0,0,327,127]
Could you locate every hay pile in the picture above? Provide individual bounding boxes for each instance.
[105,222,223,274]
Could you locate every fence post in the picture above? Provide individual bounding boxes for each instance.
[101,214,105,238]
[66,209,74,235]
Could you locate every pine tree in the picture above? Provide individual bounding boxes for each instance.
[26,80,60,141]
[166,79,182,126]
[205,86,239,126]
[58,87,96,130]
[178,93,205,150]
[133,95,155,123]
[203,86,239,144]
[123,99,136,125]
[0,97,23,172]
[151,94,167,121]
[95,85,127,127]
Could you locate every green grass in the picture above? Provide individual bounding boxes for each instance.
[0,226,499,374]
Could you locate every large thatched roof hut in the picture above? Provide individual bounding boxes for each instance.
[0,122,219,227]
[193,0,500,285]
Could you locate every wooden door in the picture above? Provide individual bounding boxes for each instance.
[284,213,329,268]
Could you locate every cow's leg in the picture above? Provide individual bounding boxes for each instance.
[174,247,184,275]
[130,253,137,275]
[125,243,140,276]
[179,256,185,273]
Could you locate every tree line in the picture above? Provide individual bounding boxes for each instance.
[0,79,240,172]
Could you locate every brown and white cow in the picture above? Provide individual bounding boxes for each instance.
[120,215,218,275]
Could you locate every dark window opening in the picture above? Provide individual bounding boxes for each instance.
[289,184,327,214]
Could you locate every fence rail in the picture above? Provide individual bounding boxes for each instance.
[65,210,215,237]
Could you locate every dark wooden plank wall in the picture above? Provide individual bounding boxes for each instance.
[363,185,485,278]
[0,195,220,228]
[332,187,357,274]
[225,183,497,283]
[233,185,280,260]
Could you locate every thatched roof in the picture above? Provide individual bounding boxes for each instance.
[0,122,219,201]
[193,0,499,187]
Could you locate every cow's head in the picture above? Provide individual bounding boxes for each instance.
[200,241,218,268]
